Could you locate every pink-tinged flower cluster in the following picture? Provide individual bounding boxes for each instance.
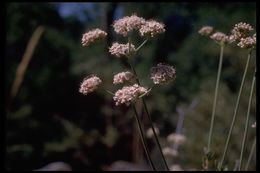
[139,20,165,37]
[146,127,160,138]
[210,32,230,44]
[237,35,256,49]
[167,133,186,145]
[113,84,148,106]
[79,75,102,95]
[81,28,107,46]
[113,71,135,84]
[162,147,178,157]
[231,22,254,41]
[112,14,146,37]
[109,42,136,57]
[198,26,214,36]
[150,63,176,85]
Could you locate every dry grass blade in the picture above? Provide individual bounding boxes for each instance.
[9,26,45,106]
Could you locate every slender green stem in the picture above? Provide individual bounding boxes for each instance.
[128,61,169,171]
[138,85,155,98]
[104,89,114,96]
[245,137,256,171]
[131,104,156,171]
[136,39,148,52]
[207,45,224,152]
[238,67,256,171]
[218,50,252,170]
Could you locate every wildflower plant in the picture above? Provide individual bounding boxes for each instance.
[218,22,256,171]
[199,25,231,170]
[199,22,256,171]
[79,14,176,171]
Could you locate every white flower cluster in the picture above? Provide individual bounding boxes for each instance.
[81,28,107,46]
[150,63,176,85]
[113,71,135,84]
[139,20,165,37]
[210,32,230,44]
[79,75,102,95]
[109,42,136,57]
[230,22,256,49]
[112,14,165,38]
[237,36,256,49]
[231,22,254,41]
[198,26,214,36]
[113,84,148,106]
[113,14,146,37]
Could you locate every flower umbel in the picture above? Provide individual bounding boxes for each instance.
[112,14,146,37]
[210,32,230,44]
[79,75,102,95]
[81,28,107,46]
[231,22,254,41]
[237,36,256,49]
[109,42,136,57]
[150,63,176,85]
[139,20,165,37]
[113,84,148,106]
[113,71,135,84]
[199,26,214,36]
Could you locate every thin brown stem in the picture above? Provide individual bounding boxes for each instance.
[132,104,156,171]
[128,61,169,171]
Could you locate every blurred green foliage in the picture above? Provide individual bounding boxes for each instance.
[5,2,256,171]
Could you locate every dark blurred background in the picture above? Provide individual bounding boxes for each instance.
[4,2,256,171]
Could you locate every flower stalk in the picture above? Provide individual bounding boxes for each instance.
[218,49,252,170]
[132,104,156,170]
[245,137,256,171]
[238,66,256,171]
[207,44,225,153]
[128,60,170,171]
